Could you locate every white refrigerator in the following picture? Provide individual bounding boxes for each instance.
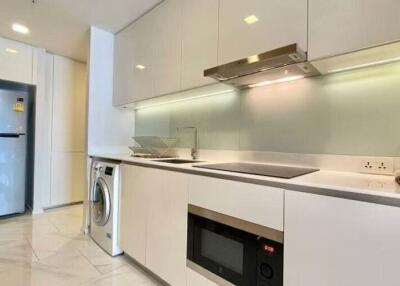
[0,88,28,216]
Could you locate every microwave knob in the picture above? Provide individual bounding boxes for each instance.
[260,263,274,279]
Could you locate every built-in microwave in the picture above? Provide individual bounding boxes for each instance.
[187,205,283,286]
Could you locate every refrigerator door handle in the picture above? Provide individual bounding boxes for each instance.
[0,133,26,138]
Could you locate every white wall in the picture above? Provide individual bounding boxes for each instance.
[83,26,134,233]
[87,26,134,155]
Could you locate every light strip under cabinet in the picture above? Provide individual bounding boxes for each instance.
[328,56,400,74]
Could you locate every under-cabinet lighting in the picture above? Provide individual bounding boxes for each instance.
[244,15,259,25]
[5,48,18,54]
[12,23,30,35]
[134,89,235,110]
[136,64,146,70]
[328,56,400,73]
[248,75,305,88]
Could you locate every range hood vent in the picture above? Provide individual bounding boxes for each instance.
[204,44,320,89]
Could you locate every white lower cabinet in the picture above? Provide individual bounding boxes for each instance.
[284,191,400,286]
[188,176,284,231]
[120,164,188,286]
[120,164,148,265]
[145,167,188,286]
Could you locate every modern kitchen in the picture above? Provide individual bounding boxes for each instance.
[1,0,400,285]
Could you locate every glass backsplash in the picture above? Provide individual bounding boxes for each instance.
[135,61,400,157]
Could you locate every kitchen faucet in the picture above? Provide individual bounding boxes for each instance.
[177,126,198,160]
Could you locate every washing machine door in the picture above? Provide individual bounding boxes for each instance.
[92,177,111,226]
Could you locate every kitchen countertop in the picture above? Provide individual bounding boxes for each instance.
[91,153,400,207]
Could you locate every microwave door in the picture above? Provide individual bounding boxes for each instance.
[189,214,257,285]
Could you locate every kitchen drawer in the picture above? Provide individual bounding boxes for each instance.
[188,175,284,231]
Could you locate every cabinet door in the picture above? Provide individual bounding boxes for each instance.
[189,176,284,231]
[181,0,218,90]
[309,0,400,60]
[146,167,188,286]
[50,55,87,206]
[151,0,182,96]
[119,164,148,265]
[113,13,153,106]
[284,191,400,286]
[50,152,86,206]
[218,0,307,65]
[0,37,33,84]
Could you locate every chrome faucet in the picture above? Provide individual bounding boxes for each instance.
[177,126,198,160]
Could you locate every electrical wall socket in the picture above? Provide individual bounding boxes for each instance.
[361,158,394,175]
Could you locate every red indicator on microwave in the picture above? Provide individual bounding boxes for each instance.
[264,245,275,254]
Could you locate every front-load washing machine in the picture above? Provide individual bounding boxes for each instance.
[90,160,122,256]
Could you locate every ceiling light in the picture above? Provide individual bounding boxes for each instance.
[5,48,18,54]
[12,23,30,35]
[328,56,400,73]
[136,64,146,70]
[248,75,304,88]
[244,15,259,25]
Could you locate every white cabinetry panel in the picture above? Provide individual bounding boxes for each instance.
[145,167,188,286]
[49,55,87,206]
[0,37,33,84]
[308,0,400,60]
[181,0,218,89]
[119,164,148,265]
[218,0,307,65]
[50,152,86,206]
[188,176,284,231]
[119,165,188,286]
[151,0,182,96]
[284,191,400,286]
[113,14,154,105]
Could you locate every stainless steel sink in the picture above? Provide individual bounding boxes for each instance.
[154,159,202,164]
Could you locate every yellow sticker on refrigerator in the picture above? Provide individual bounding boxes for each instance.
[13,103,24,112]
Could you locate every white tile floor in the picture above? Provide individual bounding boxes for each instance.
[0,205,162,286]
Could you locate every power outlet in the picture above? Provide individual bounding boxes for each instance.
[362,158,394,175]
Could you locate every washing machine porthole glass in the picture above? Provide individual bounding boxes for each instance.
[93,178,111,226]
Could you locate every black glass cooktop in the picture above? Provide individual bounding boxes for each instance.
[194,162,319,179]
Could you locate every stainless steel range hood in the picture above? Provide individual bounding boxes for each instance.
[204,44,320,89]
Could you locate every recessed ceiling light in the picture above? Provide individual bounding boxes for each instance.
[136,64,146,70]
[5,48,18,54]
[244,15,259,25]
[12,23,30,35]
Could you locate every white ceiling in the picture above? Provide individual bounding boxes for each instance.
[0,0,162,62]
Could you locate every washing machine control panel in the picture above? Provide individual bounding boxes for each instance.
[105,167,114,176]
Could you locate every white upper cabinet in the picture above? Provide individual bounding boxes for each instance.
[181,0,218,90]
[151,0,182,96]
[113,14,153,106]
[218,0,308,65]
[0,37,34,84]
[308,0,400,60]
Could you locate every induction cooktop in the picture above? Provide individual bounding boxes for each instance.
[194,162,319,179]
